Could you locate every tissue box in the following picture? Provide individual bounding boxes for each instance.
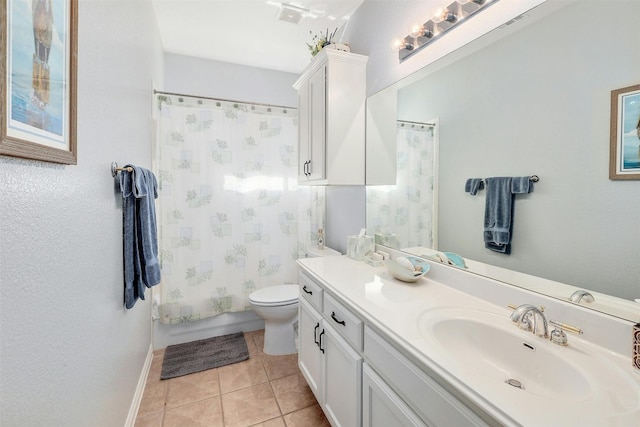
[347,235,374,261]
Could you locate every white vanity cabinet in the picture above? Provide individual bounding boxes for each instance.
[298,260,492,427]
[298,271,363,427]
[293,49,368,185]
[364,326,489,427]
[362,364,427,427]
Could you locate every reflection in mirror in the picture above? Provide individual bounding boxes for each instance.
[366,119,438,250]
[365,0,640,322]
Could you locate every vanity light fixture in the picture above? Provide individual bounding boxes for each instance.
[396,0,499,62]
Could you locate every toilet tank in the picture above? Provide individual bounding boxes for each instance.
[307,246,341,258]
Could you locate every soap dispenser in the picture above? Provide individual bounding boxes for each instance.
[317,228,324,250]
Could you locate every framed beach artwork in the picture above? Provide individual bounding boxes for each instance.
[0,0,77,164]
[610,84,640,180]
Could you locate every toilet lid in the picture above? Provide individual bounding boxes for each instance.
[249,285,299,306]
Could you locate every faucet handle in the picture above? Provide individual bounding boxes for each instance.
[549,320,583,346]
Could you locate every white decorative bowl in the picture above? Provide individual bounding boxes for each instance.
[385,257,430,283]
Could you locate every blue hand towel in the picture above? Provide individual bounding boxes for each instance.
[464,178,485,195]
[483,177,514,254]
[119,165,161,309]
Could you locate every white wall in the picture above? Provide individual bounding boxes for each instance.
[154,54,299,350]
[164,53,298,107]
[0,1,163,425]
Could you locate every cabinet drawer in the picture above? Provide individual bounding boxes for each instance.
[364,326,488,427]
[299,271,323,312]
[324,293,363,351]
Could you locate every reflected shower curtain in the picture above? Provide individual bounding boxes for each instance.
[153,94,322,323]
[366,123,436,249]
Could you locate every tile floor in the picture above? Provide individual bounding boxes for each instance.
[134,330,330,427]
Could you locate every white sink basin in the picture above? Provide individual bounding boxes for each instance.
[417,307,638,410]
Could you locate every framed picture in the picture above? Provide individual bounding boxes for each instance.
[610,84,640,180]
[0,0,77,165]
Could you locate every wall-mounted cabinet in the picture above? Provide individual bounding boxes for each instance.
[293,49,368,185]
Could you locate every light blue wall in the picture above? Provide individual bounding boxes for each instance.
[0,1,164,425]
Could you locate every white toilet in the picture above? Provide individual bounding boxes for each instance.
[249,245,341,355]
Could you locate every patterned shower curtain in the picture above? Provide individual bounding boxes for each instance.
[153,94,323,324]
[366,123,436,249]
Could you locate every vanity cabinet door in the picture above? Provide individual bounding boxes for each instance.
[322,321,362,427]
[363,364,427,427]
[298,297,323,401]
[307,65,326,182]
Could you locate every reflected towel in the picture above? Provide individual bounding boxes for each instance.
[511,176,534,194]
[464,178,485,195]
[120,165,161,309]
[483,177,514,254]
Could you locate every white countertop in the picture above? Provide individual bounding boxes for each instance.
[297,255,640,427]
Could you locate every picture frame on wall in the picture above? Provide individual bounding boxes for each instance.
[609,83,640,180]
[0,0,77,165]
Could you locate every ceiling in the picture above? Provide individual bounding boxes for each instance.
[152,0,365,74]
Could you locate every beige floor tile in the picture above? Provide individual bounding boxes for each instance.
[282,404,330,427]
[134,410,163,427]
[253,331,266,355]
[222,382,281,427]
[153,348,166,358]
[271,372,316,415]
[262,353,299,381]
[137,381,167,416]
[164,396,223,427]
[245,332,264,359]
[146,355,164,384]
[250,417,286,427]
[165,368,221,408]
[218,357,268,393]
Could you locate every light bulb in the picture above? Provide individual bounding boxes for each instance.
[409,24,423,39]
[392,39,404,51]
[431,7,445,23]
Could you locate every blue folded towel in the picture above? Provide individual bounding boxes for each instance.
[482,176,535,254]
[511,176,534,194]
[120,165,161,309]
[464,178,485,195]
[483,177,514,254]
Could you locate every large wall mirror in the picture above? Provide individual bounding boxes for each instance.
[366,0,640,322]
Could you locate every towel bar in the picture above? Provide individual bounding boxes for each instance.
[111,161,133,177]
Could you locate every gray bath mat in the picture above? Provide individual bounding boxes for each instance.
[160,332,249,380]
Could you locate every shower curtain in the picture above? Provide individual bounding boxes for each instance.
[366,123,436,249]
[153,93,323,324]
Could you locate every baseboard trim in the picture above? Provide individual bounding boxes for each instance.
[124,343,154,427]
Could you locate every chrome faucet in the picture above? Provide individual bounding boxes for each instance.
[569,290,595,303]
[510,304,549,338]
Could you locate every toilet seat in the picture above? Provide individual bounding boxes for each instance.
[249,284,298,307]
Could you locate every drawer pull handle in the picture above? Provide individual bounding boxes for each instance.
[314,322,320,346]
[319,329,325,353]
[303,285,313,295]
[331,311,346,326]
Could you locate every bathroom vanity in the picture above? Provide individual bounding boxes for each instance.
[297,255,640,427]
